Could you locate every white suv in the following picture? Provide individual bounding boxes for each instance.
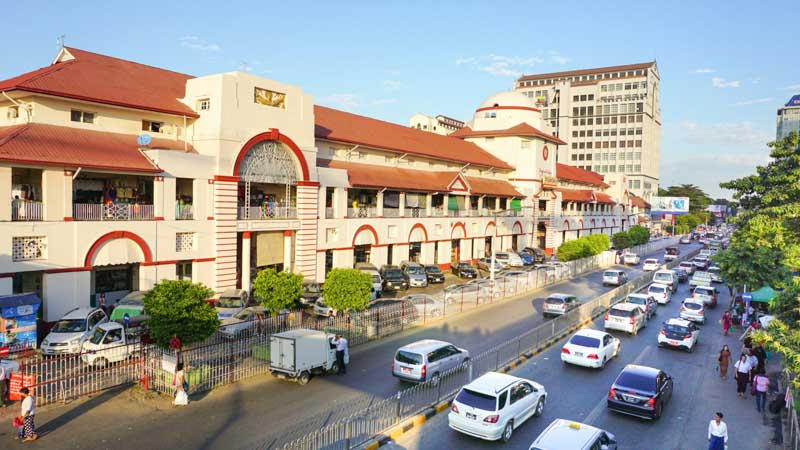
[41,307,108,355]
[642,258,660,271]
[449,372,546,442]
[604,304,646,335]
[658,318,700,353]
[647,283,672,305]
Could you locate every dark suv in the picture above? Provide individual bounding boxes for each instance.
[521,247,547,264]
[607,365,673,420]
[450,261,477,278]
[422,264,445,284]
[380,265,408,291]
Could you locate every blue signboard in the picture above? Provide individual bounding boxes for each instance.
[0,293,41,352]
[786,95,800,107]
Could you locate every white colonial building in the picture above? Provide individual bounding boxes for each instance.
[0,47,646,322]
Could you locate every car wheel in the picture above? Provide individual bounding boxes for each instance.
[297,371,311,385]
[687,344,694,353]
[632,326,638,336]
[329,361,341,375]
[600,356,607,369]
[534,397,545,417]
[501,421,514,443]
[654,402,663,419]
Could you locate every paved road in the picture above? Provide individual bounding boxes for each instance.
[387,259,779,450]
[2,240,692,450]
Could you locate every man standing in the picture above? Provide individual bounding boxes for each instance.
[19,387,37,442]
[333,334,348,375]
[707,412,727,450]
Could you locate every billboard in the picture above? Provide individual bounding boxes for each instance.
[650,197,690,215]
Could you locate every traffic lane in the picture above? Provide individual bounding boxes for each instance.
[245,242,687,446]
[389,273,721,450]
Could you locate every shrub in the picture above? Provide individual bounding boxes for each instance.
[612,231,633,249]
[143,280,218,349]
[557,233,611,262]
[628,225,651,245]
[322,268,372,312]
[252,268,304,315]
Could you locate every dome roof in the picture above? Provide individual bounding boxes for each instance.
[478,91,537,110]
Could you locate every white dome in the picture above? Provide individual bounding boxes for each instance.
[478,91,537,110]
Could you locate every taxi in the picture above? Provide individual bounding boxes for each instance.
[529,419,617,450]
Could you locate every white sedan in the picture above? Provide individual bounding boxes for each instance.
[642,258,660,271]
[402,294,445,318]
[219,306,268,337]
[561,329,620,369]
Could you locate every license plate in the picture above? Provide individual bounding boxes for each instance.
[466,413,476,420]
[668,340,680,346]
[401,367,411,374]
[574,352,584,357]
[621,394,637,403]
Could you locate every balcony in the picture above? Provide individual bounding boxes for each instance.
[238,205,297,220]
[347,207,378,218]
[12,200,43,221]
[175,204,194,220]
[73,203,154,221]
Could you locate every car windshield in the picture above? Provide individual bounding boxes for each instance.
[654,273,672,282]
[664,324,690,334]
[425,266,441,274]
[385,269,403,278]
[458,263,472,269]
[303,284,321,294]
[615,371,656,393]
[684,302,703,310]
[372,275,382,284]
[51,319,87,333]
[545,297,565,305]
[406,266,424,275]
[666,248,678,255]
[609,308,632,317]
[649,286,666,294]
[645,259,658,264]
[395,350,423,365]
[455,388,497,412]
[89,328,106,344]
[627,297,646,305]
[411,297,434,305]
[217,297,243,308]
[604,271,619,277]
[696,288,714,296]
[569,335,600,348]
[234,309,255,320]
[680,262,692,267]
[708,268,720,274]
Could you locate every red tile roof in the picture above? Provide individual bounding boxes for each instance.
[594,192,615,204]
[629,194,651,209]
[0,47,197,117]
[314,106,512,170]
[0,123,194,173]
[556,163,608,188]
[319,159,521,197]
[517,62,655,82]
[556,188,615,204]
[449,123,566,145]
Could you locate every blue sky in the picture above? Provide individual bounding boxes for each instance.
[3,1,798,199]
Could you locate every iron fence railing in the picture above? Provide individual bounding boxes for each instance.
[11,200,43,221]
[73,203,155,221]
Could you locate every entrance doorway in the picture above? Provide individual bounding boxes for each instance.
[451,239,461,262]
[92,264,138,305]
[484,237,492,257]
[387,245,394,265]
[511,234,519,251]
[325,250,333,277]
[433,242,439,265]
[537,223,547,249]
[354,245,371,264]
[409,242,421,262]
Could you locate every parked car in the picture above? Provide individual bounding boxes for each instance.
[658,318,700,353]
[624,293,657,320]
[495,252,524,268]
[444,283,489,305]
[622,252,641,265]
[673,267,689,283]
[689,271,713,288]
[680,298,706,324]
[652,270,678,292]
[393,339,469,383]
[664,247,680,262]
[400,261,428,288]
[607,365,673,420]
[647,283,671,305]
[602,269,628,286]
[707,266,723,283]
[313,298,338,317]
[216,289,249,319]
[692,285,718,308]
[402,294,445,318]
[41,307,109,355]
[518,252,534,266]
[477,257,506,272]
[449,372,546,443]
[380,265,409,291]
[642,258,660,271]
[81,322,141,367]
[530,419,618,450]
[220,305,270,337]
[679,236,691,244]
[423,264,445,284]
[451,261,478,278]
[356,263,384,294]
[561,329,620,369]
[543,294,581,317]
[678,261,696,275]
[699,249,713,258]
[299,281,322,307]
[521,247,547,264]
[270,329,345,385]
[108,292,148,330]
[604,304,646,335]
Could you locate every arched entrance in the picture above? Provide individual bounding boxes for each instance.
[84,231,153,305]
[451,222,467,262]
[408,224,427,262]
[237,140,299,220]
[353,225,379,265]
[536,222,547,249]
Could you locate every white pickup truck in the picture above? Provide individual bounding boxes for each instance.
[81,322,141,368]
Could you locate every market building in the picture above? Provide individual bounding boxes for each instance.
[0,47,641,321]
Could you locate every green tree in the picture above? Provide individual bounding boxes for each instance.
[322,268,372,312]
[252,268,303,315]
[556,234,609,261]
[612,230,633,249]
[143,280,218,349]
[768,281,800,327]
[627,225,650,245]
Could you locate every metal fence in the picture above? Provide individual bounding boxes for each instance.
[278,244,696,450]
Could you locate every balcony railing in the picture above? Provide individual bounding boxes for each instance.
[383,208,401,218]
[175,204,193,220]
[430,208,446,217]
[325,207,334,219]
[73,203,154,221]
[12,200,43,221]
[238,206,297,220]
[347,207,377,218]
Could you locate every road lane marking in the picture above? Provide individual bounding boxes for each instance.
[583,344,652,425]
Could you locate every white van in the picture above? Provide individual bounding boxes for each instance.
[495,252,524,268]
[652,270,678,292]
[355,263,383,295]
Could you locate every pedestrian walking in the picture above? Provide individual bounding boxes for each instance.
[332,333,348,374]
[707,412,728,450]
[747,350,759,386]
[18,387,37,442]
[718,345,731,380]
[734,354,750,397]
[754,371,770,413]
[753,344,767,374]
[173,362,188,406]
[721,311,732,336]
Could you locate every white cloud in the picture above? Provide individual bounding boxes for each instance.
[551,55,569,65]
[179,36,221,53]
[457,54,550,77]
[676,121,771,148]
[371,98,397,106]
[711,77,740,88]
[317,94,360,110]
[731,97,774,106]
[383,80,403,91]
[455,57,476,65]
[480,62,522,77]
[238,63,254,72]
[783,84,800,91]
[750,77,761,85]
[694,68,714,74]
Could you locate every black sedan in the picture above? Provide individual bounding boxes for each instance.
[422,264,445,284]
[673,267,689,283]
[607,364,673,420]
[450,262,477,278]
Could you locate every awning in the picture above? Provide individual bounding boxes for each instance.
[750,286,779,303]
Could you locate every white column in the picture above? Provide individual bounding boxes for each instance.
[0,167,10,221]
[377,190,384,217]
[283,230,293,272]
[153,176,165,220]
[426,193,432,217]
[477,196,484,214]
[495,197,500,211]
[399,192,406,217]
[42,169,66,221]
[163,176,177,222]
[241,232,251,292]
[443,194,449,215]
[464,195,471,216]
[192,178,205,221]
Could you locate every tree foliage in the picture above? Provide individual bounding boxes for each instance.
[143,280,218,349]
[252,268,304,315]
[612,231,633,249]
[557,233,610,261]
[322,268,372,311]
[627,225,650,245]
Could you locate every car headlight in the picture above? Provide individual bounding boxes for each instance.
[71,337,82,345]
[42,339,49,346]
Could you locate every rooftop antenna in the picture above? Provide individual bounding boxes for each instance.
[57,34,66,49]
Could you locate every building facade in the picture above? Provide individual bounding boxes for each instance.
[409,113,465,135]
[0,48,642,322]
[514,62,661,200]
[777,94,800,140]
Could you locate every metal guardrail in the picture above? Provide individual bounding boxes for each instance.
[278,240,691,450]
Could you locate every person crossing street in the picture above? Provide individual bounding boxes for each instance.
[708,412,728,450]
